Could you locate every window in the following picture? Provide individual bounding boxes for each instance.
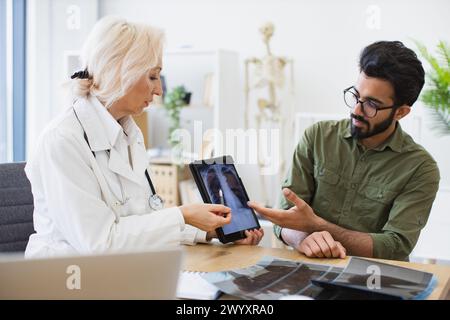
[0,0,8,162]
[0,0,26,163]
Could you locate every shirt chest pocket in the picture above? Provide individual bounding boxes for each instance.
[120,193,154,217]
[355,185,398,231]
[313,166,341,219]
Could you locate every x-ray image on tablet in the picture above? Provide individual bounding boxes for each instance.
[189,156,260,243]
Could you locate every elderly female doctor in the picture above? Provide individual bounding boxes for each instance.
[25,17,263,258]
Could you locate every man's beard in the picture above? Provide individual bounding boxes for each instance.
[350,110,396,139]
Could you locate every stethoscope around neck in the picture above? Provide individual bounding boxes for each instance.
[72,106,164,211]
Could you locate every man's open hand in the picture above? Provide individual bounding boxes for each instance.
[248,188,320,233]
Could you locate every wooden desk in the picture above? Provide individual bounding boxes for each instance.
[183,243,450,300]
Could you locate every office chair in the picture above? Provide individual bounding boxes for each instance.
[0,162,35,252]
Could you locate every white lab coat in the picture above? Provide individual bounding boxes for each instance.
[25,95,206,258]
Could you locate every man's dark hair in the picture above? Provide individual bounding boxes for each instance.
[359,41,425,106]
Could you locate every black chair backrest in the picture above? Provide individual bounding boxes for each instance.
[0,162,35,252]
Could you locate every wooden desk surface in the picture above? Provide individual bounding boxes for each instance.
[183,243,450,300]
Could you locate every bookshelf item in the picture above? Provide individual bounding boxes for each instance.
[202,72,214,108]
[148,161,190,207]
[179,179,202,205]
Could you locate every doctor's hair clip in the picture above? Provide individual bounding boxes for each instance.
[71,69,90,80]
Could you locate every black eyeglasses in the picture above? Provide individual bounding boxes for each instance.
[343,86,398,118]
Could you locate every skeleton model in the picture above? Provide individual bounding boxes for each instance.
[245,22,295,206]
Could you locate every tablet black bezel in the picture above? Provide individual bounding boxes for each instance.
[189,155,261,244]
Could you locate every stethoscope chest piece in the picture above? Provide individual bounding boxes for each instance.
[149,193,164,210]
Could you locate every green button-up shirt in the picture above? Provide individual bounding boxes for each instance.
[274,119,440,261]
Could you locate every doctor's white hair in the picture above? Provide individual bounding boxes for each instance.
[71,16,164,108]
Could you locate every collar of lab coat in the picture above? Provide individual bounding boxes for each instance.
[73,95,150,187]
[73,95,145,151]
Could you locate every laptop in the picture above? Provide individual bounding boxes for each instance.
[0,248,183,300]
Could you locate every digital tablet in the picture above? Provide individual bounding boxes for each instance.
[189,155,261,243]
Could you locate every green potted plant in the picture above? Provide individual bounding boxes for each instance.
[415,40,450,135]
[163,85,191,154]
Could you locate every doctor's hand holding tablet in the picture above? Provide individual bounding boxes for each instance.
[189,156,264,245]
[179,203,232,232]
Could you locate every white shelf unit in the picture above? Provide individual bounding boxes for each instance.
[146,49,242,157]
